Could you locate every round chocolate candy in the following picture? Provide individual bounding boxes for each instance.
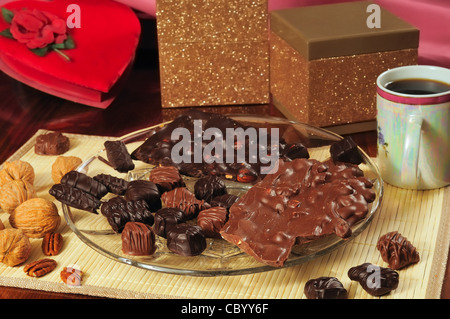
[166,224,206,256]
[154,207,187,238]
[121,222,156,256]
[125,180,161,212]
[194,175,227,202]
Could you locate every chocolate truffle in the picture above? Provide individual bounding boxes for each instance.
[197,206,228,238]
[93,173,129,195]
[161,187,210,219]
[35,132,70,155]
[330,136,363,165]
[376,231,420,270]
[121,222,156,256]
[194,175,227,202]
[61,171,108,199]
[304,277,348,299]
[49,183,101,214]
[149,165,185,193]
[348,263,399,296]
[101,196,154,233]
[154,207,187,238]
[210,194,240,212]
[166,223,206,256]
[125,180,161,212]
[104,140,135,173]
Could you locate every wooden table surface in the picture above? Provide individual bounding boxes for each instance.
[0,19,448,299]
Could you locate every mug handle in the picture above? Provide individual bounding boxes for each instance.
[401,111,423,188]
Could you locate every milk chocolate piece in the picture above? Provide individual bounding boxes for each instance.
[304,277,348,299]
[166,223,206,256]
[35,132,70,155]
[161,187,210,220]
[154,207,187,238]
[93,174,129,195]
[125,180,161,212]
[376,231,420,270]
[149,165,185,193]
[61,171,108,199]
[220,158,376,267]
[121,222,156,256]
[104,140,135,173]
[197,206,228,238]
[330,136,363,165]
[210,194,240,211]
[194,175,227,202]
[348,263,399,296]
[101,196,154,233]
[49,183,101,214]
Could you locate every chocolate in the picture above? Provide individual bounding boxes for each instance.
[376,231,420,270]
[166,223,206,256]
[197,206,228,238]
[121,222,156,256]
[104,140,135,173]
[220,158,376,267]
[330,136,363,165]
[210,194,240,211]
[194,175,227,202]
[161,187,210,220]
[131,110,289,182]
[61,171,108,199]
[49,183,101,214]
[101,196,154,233]
[93,173,129,195]
[149,165,185,193]
[348,263,399,296]
[125,180,161,212]
[304,277,348,299]
[280,142,309,161]
[153,207,187,238]
[35,132,70,155]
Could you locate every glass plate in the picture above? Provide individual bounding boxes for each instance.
[62,115,383,276]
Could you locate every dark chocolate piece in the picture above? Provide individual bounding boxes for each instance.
[93,173,129,195]
[280,142,309,161]
[125,180,161,212]
[61,171,108,199]
[197,206,228,238]
[194,175,227,202]
[121,222,156,256]
[101,196,154,233]
[304,277,348,299]
[330,136,363,165]
[161,187,210,220]
[104,140,135,173]
[149,165,185,193]
[35,132,70,155]
[49,183,101,214]
[220,158,376,267]
[153,207,187,238]
[166,223,206,256]
[210,194,240,212]
[348,263,399,296]
[376,231,420,270]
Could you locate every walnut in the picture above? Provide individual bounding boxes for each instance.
[0,228,32,266]
[9,198,61,238]
[51,156,82,184]
[0,180,36,214]
[0,160,35,186]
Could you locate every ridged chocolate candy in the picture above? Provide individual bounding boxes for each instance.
[149,165,185,193]
[194,175,227,202]
[376,231,420,270]
[153,207,187,238]
[93,173,129,195]
[49,183,101,214]
[348,263,399,296]
[197,206,228,238]
[304,277,348,299]
[121,222,156,256]
[104,140,135,173]
[61,171,108,199]
[125,180,161,212]
[161,187,210,219]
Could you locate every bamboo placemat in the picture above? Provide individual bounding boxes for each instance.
[0,129,448,299]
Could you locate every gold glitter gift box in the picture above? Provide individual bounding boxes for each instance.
[156,0,270,108]
[270,1,419,129]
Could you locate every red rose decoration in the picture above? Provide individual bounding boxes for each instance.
[10,8,67,49]
[1,7,74,60]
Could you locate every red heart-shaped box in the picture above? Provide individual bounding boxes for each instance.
[0,0,141,108]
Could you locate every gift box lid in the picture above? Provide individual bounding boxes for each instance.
[270,1,419,60]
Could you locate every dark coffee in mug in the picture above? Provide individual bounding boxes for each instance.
[385,78,450,95]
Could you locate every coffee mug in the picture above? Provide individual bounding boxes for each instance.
[376,65,450,190]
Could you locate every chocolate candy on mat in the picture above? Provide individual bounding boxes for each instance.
[348,262,399,296]
[304,277,348,299]
[377,231,420,270]
[35,132,70,155]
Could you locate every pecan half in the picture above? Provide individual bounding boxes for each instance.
[42,232,63,256]
[24,258,57,277]
[60,266,83,286]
